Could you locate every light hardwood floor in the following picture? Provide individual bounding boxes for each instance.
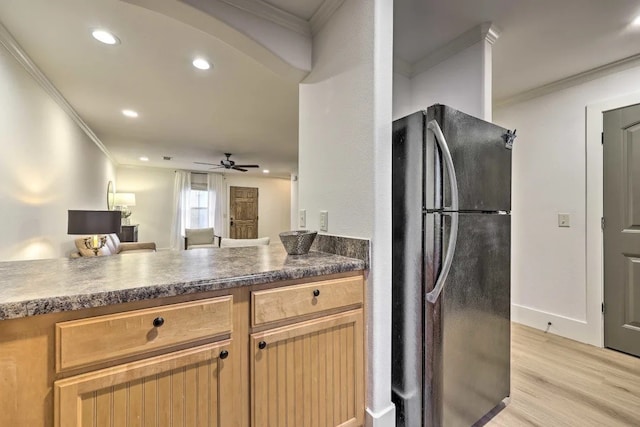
[486,323,640,427]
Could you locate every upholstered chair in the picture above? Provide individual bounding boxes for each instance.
[184,227,221,250]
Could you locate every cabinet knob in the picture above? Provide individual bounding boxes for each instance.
[219,350,229,359]
[152,317,165,328]
[313,289,320,297]
[258,341,267,350]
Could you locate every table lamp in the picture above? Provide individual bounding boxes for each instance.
[67,210,121,256]
[114,192,136,225]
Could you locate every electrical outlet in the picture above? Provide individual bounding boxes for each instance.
[558,213,570,228]
[299,209,306,228]
[320,211,328,232]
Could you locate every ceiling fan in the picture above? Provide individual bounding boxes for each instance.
[194,153,259,172]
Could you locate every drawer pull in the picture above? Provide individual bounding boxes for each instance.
[219,350,229,359]
[152,317,165,328]
[258,341,267,350]
[313,289,320,297]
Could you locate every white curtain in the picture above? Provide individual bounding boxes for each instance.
[208,173,228,237]
[169,171,191,250]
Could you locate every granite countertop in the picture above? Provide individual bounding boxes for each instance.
[0,245,365,321]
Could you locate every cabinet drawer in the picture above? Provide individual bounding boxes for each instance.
[251,276,363,326]
[56,296,232,372]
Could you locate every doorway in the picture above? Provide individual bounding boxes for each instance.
[603,103,640,357]
[229,186,258,239]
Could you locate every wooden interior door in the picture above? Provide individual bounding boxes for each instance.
[250,310,364,427]
[604,103,640,357]
[230,186,258,239]
[54,341,231,427]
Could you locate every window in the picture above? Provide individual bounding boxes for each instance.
[190,173,209,228]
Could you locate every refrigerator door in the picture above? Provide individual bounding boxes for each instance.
[391,111,427,425]
[425,212,511,427]
[427,105,512,212]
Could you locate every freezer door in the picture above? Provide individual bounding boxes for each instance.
[425,213,511,427]
[391,111,427,426]
[427,105,512,212]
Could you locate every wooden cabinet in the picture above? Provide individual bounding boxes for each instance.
[55,341,232,427]
[249,275,365,427]
[119,224,138,242]
[251,276,363,326]
[250,310,364,427]
[0,271,364,427]
[56,296,233,371]
[53,295,236,427]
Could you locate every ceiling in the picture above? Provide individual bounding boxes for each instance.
[394,0,640,102]
[0,0,300,177]
[263,0,325,21]
[1,0,640,177]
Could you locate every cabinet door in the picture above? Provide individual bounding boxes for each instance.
[55,341,231,427]
[251,310,364,427]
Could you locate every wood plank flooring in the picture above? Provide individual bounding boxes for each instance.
[486,323,640,427]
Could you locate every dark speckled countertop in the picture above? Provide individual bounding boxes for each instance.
[0,245,365,321]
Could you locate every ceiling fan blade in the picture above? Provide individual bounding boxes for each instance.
[232,166,248,172]
[233,164,260,168]
[194,161,218,166]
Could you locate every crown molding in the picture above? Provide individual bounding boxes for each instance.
[310,0,344,36]
[483,22,501,45]
[218,0,345,38]
[411,22,500,77]
[494,52,640,109]
[220,0,310,36]
[0,23,116,165]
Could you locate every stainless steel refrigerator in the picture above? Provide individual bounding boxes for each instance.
[391,105,514,427]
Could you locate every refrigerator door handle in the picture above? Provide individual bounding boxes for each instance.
[426,120,459,304]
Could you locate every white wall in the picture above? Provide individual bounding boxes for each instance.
[116,166,175,249]
[494,63,640,346]
[392,72,413,120]
[299,2,375,238]
[116,167,291,249]
[393,41,491,121]
[0,45,115,261]
[299,0,394,424]
[225,174,291,242]
[412,41,487,118]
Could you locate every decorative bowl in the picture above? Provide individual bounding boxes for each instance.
[279,230,318,255]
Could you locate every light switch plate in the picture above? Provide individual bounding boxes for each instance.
[299,209,306,228]
[558,213,570,228]
[320,211,328,232]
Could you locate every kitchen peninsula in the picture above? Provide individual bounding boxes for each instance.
[0,245,366,426]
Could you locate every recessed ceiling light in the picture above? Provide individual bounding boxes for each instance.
[122,109,138,118]
[263,169,270,174]
[192,58,211,70]
[139,156,149,162]
[91,29,120,45]
[633,15,640,26]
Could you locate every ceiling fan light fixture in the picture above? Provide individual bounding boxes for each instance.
[263,169,270,174]
[139,156,149,162]
[193,153,258,172]
[192,58,211,70]
[91,29,120,45]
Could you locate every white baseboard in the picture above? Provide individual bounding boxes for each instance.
[512,303,599,346]
[366,403,396,427]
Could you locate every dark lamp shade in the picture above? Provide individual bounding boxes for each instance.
[67,210,121,235]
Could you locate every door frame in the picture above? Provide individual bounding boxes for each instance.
[586,91,640,348]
